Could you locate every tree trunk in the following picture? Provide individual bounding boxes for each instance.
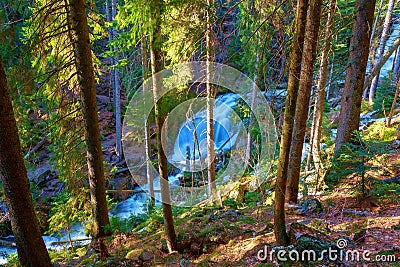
[393,47,400,79]
[334,0,376,154]
[245,55,259,167]
[310,0,337,186]
[326,52,335,100]
[0,58,52,267]
[363,36,400,91]
[286,0,322,204]
[368,0,395,104]
[69,0,110,237]
[149,0,178,253]
[363,0,383,99]
[274,0,309,246]
[387,77,400,126]
[206,0,216,197]
[141,33,155,205]
[111,0,122,159]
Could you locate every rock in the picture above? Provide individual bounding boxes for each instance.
[0,201,7,213]
[382,175,400,185]
[96,95,110,106]
[296,235,338,260]
[289,222,339,262]
[27,165,52,186]
[227,181,251,204]
[139,250,153,262]
[388,140,400,149]
[342,209,370,217]
[190,241,202,254]
[126,248,143,260]
[307,218,331,234]
[352,229,367,244]
[299,198,323,215]
[180,259,193,267]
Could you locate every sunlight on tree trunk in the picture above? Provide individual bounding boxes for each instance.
[149,0,178,253]
[274,0,309,246]
[206,0,216,197]
[286,0,323,204]
[334,0,376,154]
[69,0,110,237]
[141,33,155,206]
[310,0,337,186]
[368,0,395,104]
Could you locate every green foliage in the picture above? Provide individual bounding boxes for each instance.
[5,252,21,267]
[371,183,400,203]
[106,213,147,234]
[222,197,238,209]
[327,130,392,194]
[244,191,262,205]
[363,121,397,142]
[373,76,397,112]
[47,190,91,237]
[360,99,372,114]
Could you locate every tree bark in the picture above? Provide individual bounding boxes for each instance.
[363,36,400,90]
[274,0,309,246]
[0,58,52,267]
[206,0,216,197]
[111,0,122,159]
[245,55,259,167]
[393,47,400,79]
[334,0,376,154]
[310,0,337,187]
[286,0,323,204]
[363,0,383,100]
[149,0,178,252]
[141,33,155,205]
[69,0,110,237]
[368,0,395,104]
[387,77,400,126]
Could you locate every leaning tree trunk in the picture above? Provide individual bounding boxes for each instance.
[363,37,400,91]
[149,0,178,253]
[334,0,376,154]
[309,0,337,186]
[69,0,110,237]
[286,0,322,204]
[0,58,52,267]
[206,0,216,196]
[368,0,395,104]
[274,0,309,246]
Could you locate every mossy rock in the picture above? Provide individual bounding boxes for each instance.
[125,248,143,260]
[307,218,331,234]
[299,198,323,214]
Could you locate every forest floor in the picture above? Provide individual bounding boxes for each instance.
[51,156,400,267]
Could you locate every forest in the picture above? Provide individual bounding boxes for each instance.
[0,0,400,266]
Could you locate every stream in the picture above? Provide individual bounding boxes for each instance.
[0,93,242,263]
